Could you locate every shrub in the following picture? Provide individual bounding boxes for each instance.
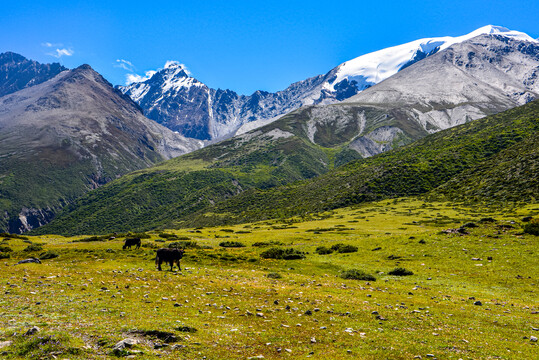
[0,253,10,259]
[169,241,199,249]
[331,243,358,253]
[461,222,478,228]
[340,269,376,281]
[177,326,197,333]
[479,217,496,223]
[0,233,29,240]
[23,244,44,252]
[267,272,282,279]
[158,233,177,239]
[219,241,245,248]
[388,267,414,276]
[315,246,333,255]
[260,247,305,260]
[39,251,59,260]
[73,236,107,243]
[252,241,283,247]
[0,245,13,252]
[127,232,151,239]
[523,219,539,235]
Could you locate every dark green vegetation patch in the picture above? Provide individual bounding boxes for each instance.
[260,247,306,260]
[388,267,414,276]
[340,269,376,281]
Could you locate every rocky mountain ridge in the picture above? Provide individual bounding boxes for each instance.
[119,26,537,141]
[0,64,202,233]
[0,52,67,97]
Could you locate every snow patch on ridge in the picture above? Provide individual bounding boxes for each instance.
[329,25,537,93]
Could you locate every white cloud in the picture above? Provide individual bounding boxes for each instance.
[115,59,135,71]
[125,70,157,84]
[41,42,62,48]
[47,48,74,58]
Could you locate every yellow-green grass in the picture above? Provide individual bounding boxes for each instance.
[1,198,538,359]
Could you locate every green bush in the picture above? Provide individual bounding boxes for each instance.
[169,241,199,249]
[331,243,358,253]
[523,219,539,235]
[23,244,44,252]
[252,241,283,247]
[39,251,59,260]
[0,232,29,240]
[73,235,107,243]
[340,269,376,281]
[0,245,13,252]
[388,267,414,276]
[315,246,333,255]
[267,272,282,279]
[0,253,10,259]
[219,241,246,248]
[260,247,305,260]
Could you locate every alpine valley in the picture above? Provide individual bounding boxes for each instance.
[35,26,539,235]
[2,25,538,234]
[0,20,538,360]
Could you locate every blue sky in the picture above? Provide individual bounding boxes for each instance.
[2,0,537,95]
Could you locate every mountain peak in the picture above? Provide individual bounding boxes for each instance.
[466,25,537,43]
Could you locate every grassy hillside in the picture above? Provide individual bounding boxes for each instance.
[37,100,538,235]
[1,199,538,359]
[34,107,372,235]
[433,132,539,204]
[178,99,539,227]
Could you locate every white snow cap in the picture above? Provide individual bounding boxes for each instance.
[329,25,537,92]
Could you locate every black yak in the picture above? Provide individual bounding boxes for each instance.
[155,248,185,271]
[123,238,141,250]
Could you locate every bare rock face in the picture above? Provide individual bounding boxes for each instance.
[280,34,539,158]
[0,65,203,233]
[0,52,66,97]
[120,28,538,144]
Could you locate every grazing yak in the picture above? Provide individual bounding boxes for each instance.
[123,238,141,250]
[155,248,185,271]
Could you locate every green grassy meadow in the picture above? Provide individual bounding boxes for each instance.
[1,198,538,359]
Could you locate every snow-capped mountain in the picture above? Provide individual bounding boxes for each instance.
[119,25,537,141]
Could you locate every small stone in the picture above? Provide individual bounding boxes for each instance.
[474,301,482,306]
[285,349,292,353]
[113,338,137,351]
[247,356,265,359]
[426,354,435,358]
[256,312,264,317]
[24,326,40,336]
[311,337,316,343]
[304,310,313,316]
[174,303,181,307]
[531,336,538,342]
[347,350,352,353]
[274,300,279,305]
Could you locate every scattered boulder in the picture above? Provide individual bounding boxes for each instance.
[17,258,41,265]
[0,341,12,349]
[113,338,137,352]
[24,326,40,336]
